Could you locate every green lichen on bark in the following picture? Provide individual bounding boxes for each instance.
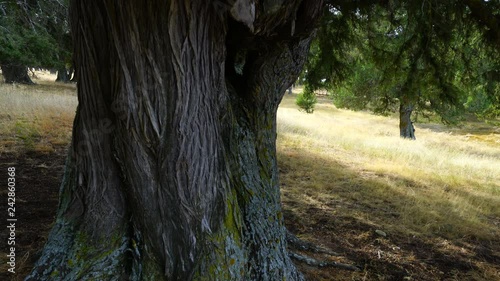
[25,220,130,280]
[190,191,247,280]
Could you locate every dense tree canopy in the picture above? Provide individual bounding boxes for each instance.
[0,0,70,83]
[303,0,500,138]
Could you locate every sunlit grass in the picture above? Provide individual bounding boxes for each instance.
[0,72,77,153]
[278,91,500,241]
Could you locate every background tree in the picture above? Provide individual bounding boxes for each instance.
[295,88,318,113]
[303,0,500,139]
[0,0,70,84]
[28,0,323,280]
[45,0,72,83]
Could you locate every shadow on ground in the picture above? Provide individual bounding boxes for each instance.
[0,148,66,281]
[278,147,500,281]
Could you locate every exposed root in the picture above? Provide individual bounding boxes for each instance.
[286,230,341,256]
[287,230,361,272]
[289,252,361,271]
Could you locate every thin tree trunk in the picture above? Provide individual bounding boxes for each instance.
[28,0,322,280]
[56,67,70,82]
[399,102,416,140]
[1,64,35,84]
[69,66,77,82]
[68,67,76,82]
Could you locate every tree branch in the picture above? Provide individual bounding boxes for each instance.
[287,230,340,256]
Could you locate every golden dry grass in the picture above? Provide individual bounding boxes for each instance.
[278,90,500,242]
[0,71,77,154]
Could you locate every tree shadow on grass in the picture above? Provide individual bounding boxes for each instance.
[278,147,500,280]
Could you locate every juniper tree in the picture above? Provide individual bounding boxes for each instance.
[303,0,499,139]
[28,0,322,280]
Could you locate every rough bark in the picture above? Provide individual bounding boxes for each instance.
[1,64,35,84]
[399,102,416,140]
[28,0,322,280]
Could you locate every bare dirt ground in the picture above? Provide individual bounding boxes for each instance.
[281,162,500,281]
[0,148,66,281]
[285,206,500,281]
[0,146,498,280]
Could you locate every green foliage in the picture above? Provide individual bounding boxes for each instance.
[0,0,70,69]
[330,61,391,113]
[296,89,317,113]
[302,4,356,91]
[302,1,499,126]
[465,86,490,113]
[330,86,366,111]
[1,27,59,66]
[465,85,500,119]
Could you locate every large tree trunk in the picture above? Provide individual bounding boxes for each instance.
[399,102,416,140]
[27,0,322,280]
[1,64,35,84]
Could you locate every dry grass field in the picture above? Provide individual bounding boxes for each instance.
[0,74,499,280]
[278,91,500,280]
[0,73,77,154]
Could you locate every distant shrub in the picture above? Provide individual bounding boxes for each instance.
[296,89,317,113]
[465,89,500,120]
[330,86,368,111]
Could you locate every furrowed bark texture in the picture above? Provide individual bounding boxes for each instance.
[28,0,322,280]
